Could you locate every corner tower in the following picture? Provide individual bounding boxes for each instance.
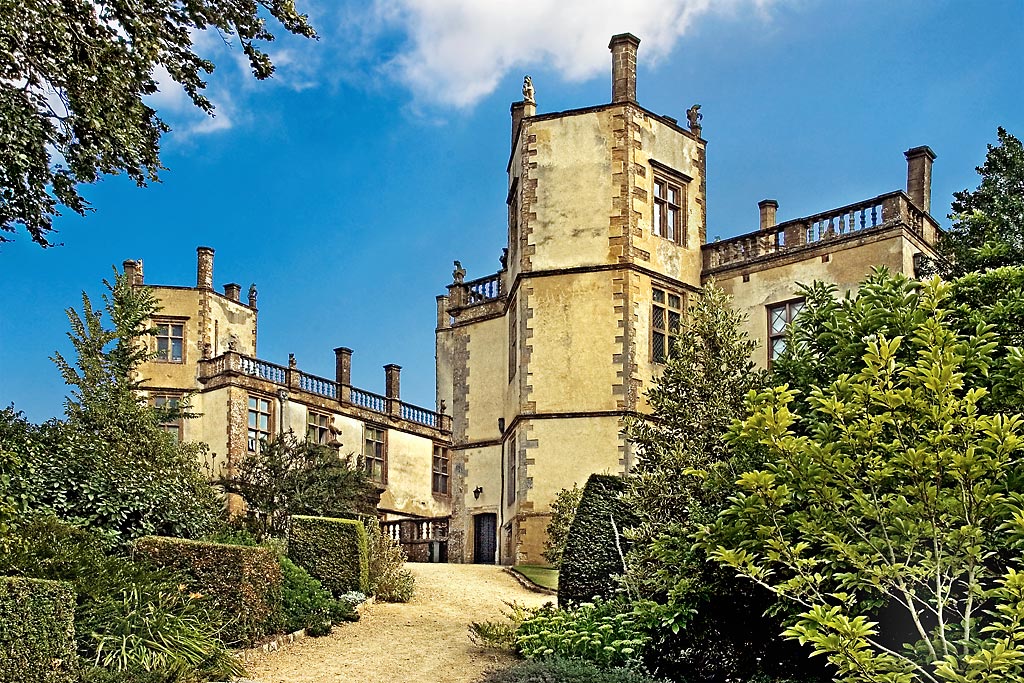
[438,34,707,565]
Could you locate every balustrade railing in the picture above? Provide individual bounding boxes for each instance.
[381,517,450,543]
[239,356,288,384]
[703,191,931,271]
[197,352,447,431]
[349,387,388,413]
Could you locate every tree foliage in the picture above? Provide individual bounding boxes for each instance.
[620,283,827,683]
[10,271,221,542]
[1,0,316,247]
[217,432,378,539]
[542,484,583,568]
[935,127,1024,277]
[702,275,1024,683]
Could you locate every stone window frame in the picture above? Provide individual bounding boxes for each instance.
[767,297,805,367]
[363,424,387,484]
[151,392,183,442]
[507,177,520,264]
[649,159,692,247]
[306,409,330,445]
[506,434,517,506]
[651,285,685,364]
[432,443,450,496]
[152,316,187,363]
[247,393,273,454]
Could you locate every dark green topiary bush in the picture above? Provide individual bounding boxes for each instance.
[288,515,369,596]
[134,536,282,646]
[279,557,358,637]
[480,657,664,683]
[558,474,637,608]
[0,577,78,683]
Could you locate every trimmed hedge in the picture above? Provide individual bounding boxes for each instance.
[288,515,369,596]
[0,577,78,683]
[134,536,282,645]
[558,474,637,608]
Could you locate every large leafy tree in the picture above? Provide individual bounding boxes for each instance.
[936,127,1024,277]
[1,0,315,247]
[10,270,221,541]
[702,275,1024,683]
[217,432,379,540]
[621,283,827,682]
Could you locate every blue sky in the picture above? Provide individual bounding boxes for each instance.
[1,0,1022,423]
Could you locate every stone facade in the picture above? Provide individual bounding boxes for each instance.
[437,34,941,565]
[130,248,453,524]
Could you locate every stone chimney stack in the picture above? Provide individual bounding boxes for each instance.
[511,101,526,150]
[904,146,936,214]
[384,364,401,400]
[196,246,214,290]
[609,33,641,103]
[223,283,241,301]
[122,259,143,285]
[334,347,352,387]
[758,199,779,231]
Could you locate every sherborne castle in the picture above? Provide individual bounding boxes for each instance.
[125,34,940,566]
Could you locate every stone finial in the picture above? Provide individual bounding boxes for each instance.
[288,353,296,368]
[248,283,258,308]
[522,75,535,105]
[439,399,447,414]
[453,260,466,284]
[686,104,703,134]
[500,248,508,270]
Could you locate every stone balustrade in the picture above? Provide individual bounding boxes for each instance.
[703,191,937,273]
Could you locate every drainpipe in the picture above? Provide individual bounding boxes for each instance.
[497,417,506,566]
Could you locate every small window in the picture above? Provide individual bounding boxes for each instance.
[506,435,517,505]
[432,445,450,495]
[767,299,805,365]
[363,426,387,482]
[653,176,685,245]
[508,298,518,383]
[247,395,272,453]
[154,320,185,363]
[152,393,183,442]
[307,410,330,445]
[652,287,684,364]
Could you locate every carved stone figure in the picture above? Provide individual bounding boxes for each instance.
[500,248,509,269]
[453,260,466,284]
[686,104,703,131]
[247,283,258,307]
[523,75,535,104]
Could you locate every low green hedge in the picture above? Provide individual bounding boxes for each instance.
[0,577,78,683]
[134,536,282,646]
[558,474,637,608]
[288,515,369,596]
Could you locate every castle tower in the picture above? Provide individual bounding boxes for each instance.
[437,34,708,564]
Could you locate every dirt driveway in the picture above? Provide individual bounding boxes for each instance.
[244,563,553,683]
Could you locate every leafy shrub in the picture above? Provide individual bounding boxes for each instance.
[468,600,537,650]
[542,484,583,567]
[480,656,663,683]
[558,474,637,608]
[516,598,649,668]
[279,556,360,637]
[289,515,369,596]
[134,535,282,646]
[1,518,242,681]
[0,577,78,683]
[365,518,415,602]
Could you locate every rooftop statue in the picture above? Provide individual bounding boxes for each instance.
[523,75,535,105]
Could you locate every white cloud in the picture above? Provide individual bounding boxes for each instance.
[370,0,783,108]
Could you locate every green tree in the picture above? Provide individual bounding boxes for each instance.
[621,283,826,682]
[1,0,315,247]
[217,432,378,539]
[703,276,1024,683]
[542,483,583,568]
[18,270,220,541]
[935,127,1024,277]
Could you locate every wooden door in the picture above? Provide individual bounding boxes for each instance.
[473,513,497,564]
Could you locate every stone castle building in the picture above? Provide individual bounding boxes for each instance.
[127,33,940,566]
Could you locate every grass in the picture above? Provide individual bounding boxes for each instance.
[513,564,558,591]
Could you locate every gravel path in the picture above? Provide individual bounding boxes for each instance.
[244,564,553,683]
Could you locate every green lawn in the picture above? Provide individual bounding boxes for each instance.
[513,564,559,590]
